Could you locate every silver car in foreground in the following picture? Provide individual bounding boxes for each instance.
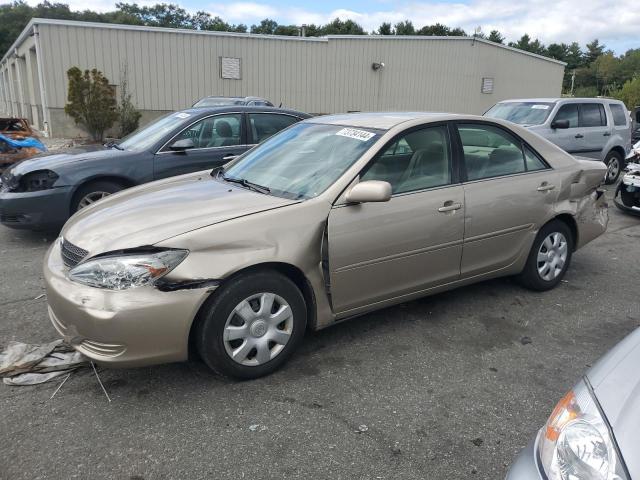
[485,98,631,184]
[506,327,640,480]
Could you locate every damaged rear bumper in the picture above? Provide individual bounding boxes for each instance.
[43,239,213,368]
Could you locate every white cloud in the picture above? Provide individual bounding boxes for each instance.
[208,2,278,22]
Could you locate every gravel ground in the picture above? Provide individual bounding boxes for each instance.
[1,188,639,480]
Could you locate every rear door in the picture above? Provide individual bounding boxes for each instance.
[327,123,465,314]
[153,113,248,179]
[578,103,610,160]
[456,122,558,278]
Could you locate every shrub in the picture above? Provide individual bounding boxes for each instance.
[117,64,142,138]
[614,77,640,110]
[64,67,118,142]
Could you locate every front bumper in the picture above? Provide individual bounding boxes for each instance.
[505,437,544,480]
[43,239,213,367]
[0,186,73,230]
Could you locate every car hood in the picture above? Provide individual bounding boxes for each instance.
[7,145,121,176]
[62,171,298,255]
[587,327,640,478]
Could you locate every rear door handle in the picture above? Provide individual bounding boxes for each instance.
[603,132,611,136]
[438,201,463,213]
[575,134,584,139]
[537,183,556,192]
[223,155,238,161]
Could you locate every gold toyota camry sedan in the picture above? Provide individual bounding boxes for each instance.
[44,113,608,378]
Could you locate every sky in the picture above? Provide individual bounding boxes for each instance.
[39,0,639,54]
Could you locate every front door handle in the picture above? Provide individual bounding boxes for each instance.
[537,183,556,192]
[575,133,584,139]
[438,201,463,213]
[223,155,238,161]
[603,132,611,136]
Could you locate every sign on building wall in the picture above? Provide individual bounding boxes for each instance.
[481,77,494,94]
[220,57,241,80]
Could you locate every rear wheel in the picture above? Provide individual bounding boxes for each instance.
[517,220,573,291]
[196,271,307,379]
[71,180,124,213]
[604,151,623,185]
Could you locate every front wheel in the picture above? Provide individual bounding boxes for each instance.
[604,151,623,185]
[195,271,307,379]
[517,220,573,291]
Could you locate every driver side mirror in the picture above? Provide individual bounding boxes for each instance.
[169,138,195,151]
[551,119,570,129]
[346,180,392,204]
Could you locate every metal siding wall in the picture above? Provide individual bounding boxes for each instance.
[35,23,564,117]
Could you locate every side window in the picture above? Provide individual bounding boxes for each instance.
[554,104,579,128]
[524,146,547,171]
[168,114,241,150]
[361,125,451,194]
[610,104,628,126]
[249,113,299,143]
[458,124,526,180]
[580,103,606,127]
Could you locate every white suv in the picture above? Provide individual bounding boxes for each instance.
[485,98,632,183]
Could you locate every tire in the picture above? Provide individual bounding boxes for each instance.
[195,271,307,379]
[604,150,623,185]
[71,180,124,213]
[517,220,573,291]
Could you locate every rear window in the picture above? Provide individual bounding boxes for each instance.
[580,103,607,127]
[610,104,628,126]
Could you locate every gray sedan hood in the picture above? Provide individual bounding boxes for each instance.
[587,327,640,478]
[62,171,297,255]
[8,145,120,176]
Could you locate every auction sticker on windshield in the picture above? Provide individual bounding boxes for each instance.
[335,128,376,142]
[531,105,550,109]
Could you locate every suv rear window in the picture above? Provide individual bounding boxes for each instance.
[580,103,607,127]
[609,104,628,126]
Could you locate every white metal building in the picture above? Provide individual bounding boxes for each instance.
[0,18,565,138]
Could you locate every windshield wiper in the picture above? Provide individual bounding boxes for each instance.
[221,175,271,195]
[105,141,124,150]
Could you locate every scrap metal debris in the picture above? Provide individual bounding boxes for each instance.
[0,118,47,172]
[0,340,87,385]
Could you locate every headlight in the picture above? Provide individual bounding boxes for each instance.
[538,379,629,480]
[18,170,59,192]
[68,249,188,290]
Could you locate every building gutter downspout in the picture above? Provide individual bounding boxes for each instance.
[33,23,51,136]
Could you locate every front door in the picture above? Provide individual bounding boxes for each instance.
[546,103,583,154]
[327,124,465,314]
[153,113,247,179]
[455,122,559,277]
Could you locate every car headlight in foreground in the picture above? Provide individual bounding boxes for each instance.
[538,379,629,480]
[68,249,188,290]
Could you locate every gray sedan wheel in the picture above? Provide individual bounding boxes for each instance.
[71,180,125,213]
[77,191,112,210]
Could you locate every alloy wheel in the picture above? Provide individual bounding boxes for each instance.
[537,232,568,281]
[223,293,294,366]
[77,191,111,209]
[607,158,620,183]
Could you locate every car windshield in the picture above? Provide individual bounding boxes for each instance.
[118,112,193,151]
[484,102,555,125]
[222,123,380,199]
[193,98,245,107]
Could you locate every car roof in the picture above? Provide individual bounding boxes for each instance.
[498,97,624,104]
[306,112,483,130]
[200,95,268,101]
[177,106,310,117]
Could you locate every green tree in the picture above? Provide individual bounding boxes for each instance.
[394,20,415,35]
[116,64,141,137]
[614,77,640,110]
[320,18,365,35]
[377,22,392,35]
[509,34,546,55]
[585,39,605,65]
[250,18,277,34]
[64,67,118,142]
[546,43,569,62]
[487,29,504,44]
[417,23,450,36]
